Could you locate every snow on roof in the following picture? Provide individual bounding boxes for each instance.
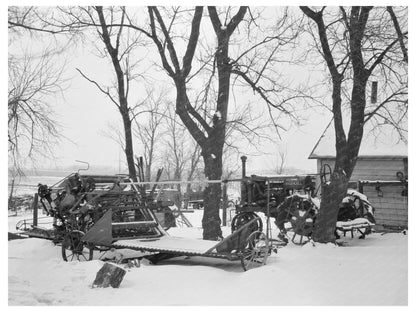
[309,120,408,159]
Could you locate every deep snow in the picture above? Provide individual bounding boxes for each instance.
[8,210,408,306]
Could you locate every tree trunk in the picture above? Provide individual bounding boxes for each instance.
[199,29,231,241]
[96,7,137,183]
[201,149,223,240]
[312,174,348,243]
[315,73,368,243]
[120,108,137,182]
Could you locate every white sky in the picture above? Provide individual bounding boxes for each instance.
[57,52,329,173]
[6,5,335,175]
[5,3,411,177]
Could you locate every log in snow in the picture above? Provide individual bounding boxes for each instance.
[92,262,126,288]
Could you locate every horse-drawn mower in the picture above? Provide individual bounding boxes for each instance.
[15,171,273,271]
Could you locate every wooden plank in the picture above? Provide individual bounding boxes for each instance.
[377,220,407,227]
[365,193,407,198]
[376,217,407,224]
[376,218,408,225]
[375,205,407,212]
[375,210,408,218]
[377,213,408,220]
[350,159,405,181]
[370,202,408,208]
[317,159,406,184]
[376,211,408,218]
[370,202,407,209]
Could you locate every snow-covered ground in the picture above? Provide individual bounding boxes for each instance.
[8,210,408,306]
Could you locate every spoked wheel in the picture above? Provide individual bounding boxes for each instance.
[61,230,93,262]
[240,231,270,271]
[290,209,315,245]
[231,212,263,233]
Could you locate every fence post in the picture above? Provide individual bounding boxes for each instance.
[8,179,15,209]
[222,181,228,226]
[32,193,39,227]
[358,181,364,194]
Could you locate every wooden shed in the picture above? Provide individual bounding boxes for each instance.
[309,121,408,228]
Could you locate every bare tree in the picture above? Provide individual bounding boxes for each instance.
[14,6,309,239]
[162,106,203,186]
[162,108,188,182]
[275,148,287,175]
[133,88,168,181]
[149,6,250,239]
[118,6,304,239]
[72,6,151,182]
[8,6,69,35]
[300,6,407,243]
[8,26,67,174]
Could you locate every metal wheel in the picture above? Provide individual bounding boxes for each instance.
[240,231,269,271]
[290,209,315,245]
[61,230,93,261]
[227,200,236,209]
[231,212,263,233]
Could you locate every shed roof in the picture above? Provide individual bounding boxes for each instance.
[309,120,408,159]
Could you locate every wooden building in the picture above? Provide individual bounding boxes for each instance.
[309,122,408,228]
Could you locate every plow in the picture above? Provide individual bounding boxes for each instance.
[13,156,375,271]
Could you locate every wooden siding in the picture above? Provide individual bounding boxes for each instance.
[317,158,406,181]
[316,158,408,227]
[361,186,408,227]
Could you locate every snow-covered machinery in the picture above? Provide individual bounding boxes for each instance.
[16,172,174,261]
[231,157,376,245]
[16,172,274,271]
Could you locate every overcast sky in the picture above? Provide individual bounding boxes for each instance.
[6,4,410,177]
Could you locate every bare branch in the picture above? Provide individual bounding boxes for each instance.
[76,68,120,108]
[182,7,203,77]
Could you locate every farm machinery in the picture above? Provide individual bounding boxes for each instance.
[13,154,375,270]
[230,156,376,245]
[15,170,272,271]
[16,172,174,261]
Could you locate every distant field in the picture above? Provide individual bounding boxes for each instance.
[8,175,67,196]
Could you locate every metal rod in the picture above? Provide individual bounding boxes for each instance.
[32,193,39,227]
[266,179,270,239]
[8,179,15,209]
[75,160,90,172]
[120,180,224,185]
[222,181,228,226]
[149,168,163,198]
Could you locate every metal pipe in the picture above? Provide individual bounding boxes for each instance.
[32,193,39,227]
[241,156,247,205]
[222,182,228,226]
[241,156,247,178]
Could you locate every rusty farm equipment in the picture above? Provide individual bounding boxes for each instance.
[14,155,376,270]
[15,171,273,271]
[230,156,376,245]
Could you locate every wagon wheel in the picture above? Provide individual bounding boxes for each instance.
[289,209,315,245]
[61,230,93,261]
[240,231,269,271]
[231,212,263,233]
